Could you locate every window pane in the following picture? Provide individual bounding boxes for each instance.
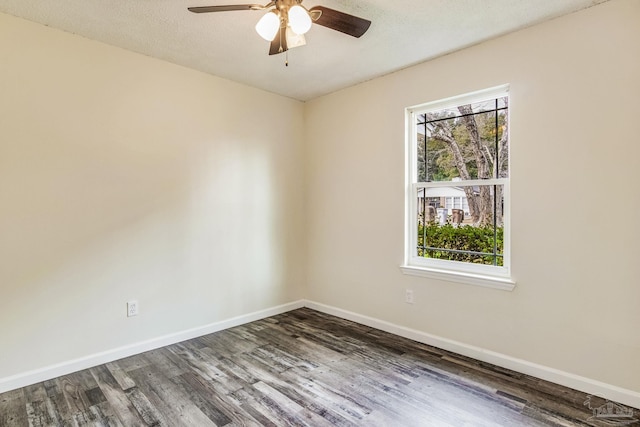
[416,185,504,266]
[416,96,508,182]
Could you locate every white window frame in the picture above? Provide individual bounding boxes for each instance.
[400,85,515,291]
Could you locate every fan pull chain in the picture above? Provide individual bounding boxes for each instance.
[285,51,289,67]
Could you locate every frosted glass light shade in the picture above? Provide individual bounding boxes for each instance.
[288,5,312,35]
[285,27,306,49]
[255,11,280,41]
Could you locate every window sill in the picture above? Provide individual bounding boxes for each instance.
[399,265,516,291]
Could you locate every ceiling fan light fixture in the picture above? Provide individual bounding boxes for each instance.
[255,10,280,41]
[189,3,372,56]
[288,5,312,35]
[285,27,306,49]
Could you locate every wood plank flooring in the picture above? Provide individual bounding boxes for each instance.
[1,308,638,426]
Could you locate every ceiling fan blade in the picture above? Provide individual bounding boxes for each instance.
[309,6,371,38]
[188,4,266,13]
[269,26,288,55]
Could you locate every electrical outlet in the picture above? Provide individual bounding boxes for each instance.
[127,300,139,317]
[405,289,414,304]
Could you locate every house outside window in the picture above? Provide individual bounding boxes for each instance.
[401,85,514,290]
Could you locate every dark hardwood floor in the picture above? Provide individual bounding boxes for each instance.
[1,308,638,426]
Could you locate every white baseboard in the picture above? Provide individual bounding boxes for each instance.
[303,300,640,410]
[0,300,305,394]
[3,298,638,411]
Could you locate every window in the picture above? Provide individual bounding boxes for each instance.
[401,86,514,290]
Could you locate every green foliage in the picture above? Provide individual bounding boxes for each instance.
[417,222,503,266]
[429,133,460,181]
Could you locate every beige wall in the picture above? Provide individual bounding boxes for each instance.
[0,13,305,378]
[305,0,640,393]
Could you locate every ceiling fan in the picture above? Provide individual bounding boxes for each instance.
[188,0,372,56]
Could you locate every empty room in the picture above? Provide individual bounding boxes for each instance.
[0,0,638,425]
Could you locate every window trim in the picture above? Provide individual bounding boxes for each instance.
[401,85,515,291]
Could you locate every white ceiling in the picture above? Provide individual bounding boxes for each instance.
[0,0,608,101]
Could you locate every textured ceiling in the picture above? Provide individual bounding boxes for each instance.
[0,0,609,101]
